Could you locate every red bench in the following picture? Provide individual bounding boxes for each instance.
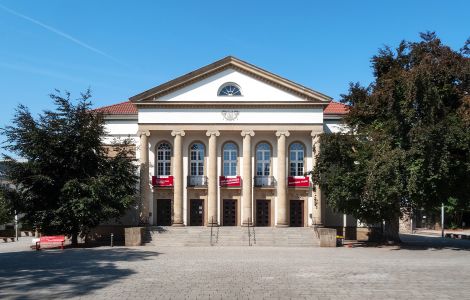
[35,235,65,250]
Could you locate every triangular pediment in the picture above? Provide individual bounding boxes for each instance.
[129,56,331,104]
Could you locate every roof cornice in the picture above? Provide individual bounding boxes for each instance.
[134,101,328,109]
[129,56,332,103]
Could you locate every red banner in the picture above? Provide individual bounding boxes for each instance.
[219,176,241,187]
[152,176,174,187]
[288,176,310,187]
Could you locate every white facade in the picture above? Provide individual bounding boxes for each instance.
[101,57,352,228]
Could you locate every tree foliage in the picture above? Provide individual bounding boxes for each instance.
[313,32,470,241]
[1,90,138,244]
[0,187,13,225]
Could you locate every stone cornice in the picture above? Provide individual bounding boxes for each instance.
[134,102,327,110]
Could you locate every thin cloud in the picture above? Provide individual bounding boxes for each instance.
[0,4,127,67]
[0,61,86,82]
[0,61,127,90]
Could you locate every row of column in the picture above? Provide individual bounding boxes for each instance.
[139,129,323,226]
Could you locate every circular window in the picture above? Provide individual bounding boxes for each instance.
[218,83,242,96]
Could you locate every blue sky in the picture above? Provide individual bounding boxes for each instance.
[0,0,469,147]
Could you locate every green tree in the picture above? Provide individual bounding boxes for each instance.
[1,90,138,245]
[0,188,13,225]
[313,32,470,242]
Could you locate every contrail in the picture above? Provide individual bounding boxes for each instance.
[0,4,126,66]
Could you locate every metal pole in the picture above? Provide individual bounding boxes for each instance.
[441,203,445,238]
[110,233,114,247]
[14,210,18,241]
[410,208,413,234]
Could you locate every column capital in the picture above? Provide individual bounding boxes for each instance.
[311,131,322,138]
[171,130,186,137]
[241,129,255,137]
[275,130,290,137]
[206,130,220,137]
[139,130,150,137]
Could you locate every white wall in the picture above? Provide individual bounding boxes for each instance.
[104,119,138,135]
[139,108,323,124]
[158,68,309,102]
[102,119,138,144]
[324,119,349,133]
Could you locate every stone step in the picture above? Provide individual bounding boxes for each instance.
[145,226,319,247]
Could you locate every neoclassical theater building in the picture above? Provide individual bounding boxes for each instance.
[97,56,352,228]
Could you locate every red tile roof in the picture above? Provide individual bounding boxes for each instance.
[94,100,348,115]
[324,101,349,115]
[94,101,137,115]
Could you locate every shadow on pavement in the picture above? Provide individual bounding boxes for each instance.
[397,234,470,251]
[0,247,160,299]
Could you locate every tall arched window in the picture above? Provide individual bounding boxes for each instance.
[223,142,238,176]
[256,142,271,176]
[156,142,171,176]
[190,143,205,176]
[289,142,305,176]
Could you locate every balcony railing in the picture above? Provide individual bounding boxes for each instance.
[152,175,174,187]
[187,175,208,187]
[254,176,275,187]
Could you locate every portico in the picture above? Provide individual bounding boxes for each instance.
[139,125,325,227]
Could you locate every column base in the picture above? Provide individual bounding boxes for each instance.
[276,224,289,228]
[241,221,254,227]
[172,223,185,227]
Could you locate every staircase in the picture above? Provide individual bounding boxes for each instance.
[145,226,319,247]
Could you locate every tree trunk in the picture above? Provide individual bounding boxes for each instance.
[383,217,401,243]
[71,233,78,246]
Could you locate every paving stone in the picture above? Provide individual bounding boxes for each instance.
[0,236,469,299]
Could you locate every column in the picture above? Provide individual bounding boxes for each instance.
[241,130,255,226]
[139,130,151,224]
[276,130,290,227]
[171,130,185,226]
[206,130,220,225]
[312,132,323,226]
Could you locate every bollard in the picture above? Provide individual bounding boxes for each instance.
[110,233,114,247]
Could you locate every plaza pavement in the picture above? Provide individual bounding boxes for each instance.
[0,234,469,300]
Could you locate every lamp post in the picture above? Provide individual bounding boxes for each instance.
[14,210,18,241]
[441,203,445,238]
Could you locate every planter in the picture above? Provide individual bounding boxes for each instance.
[318,228,337,247]
[124,227,144,246]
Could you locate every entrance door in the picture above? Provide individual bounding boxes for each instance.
[290,200,304,227]
[156,199,172,226]
[190,199,204,226]
[223,199,237,226]
[256,200,270,226]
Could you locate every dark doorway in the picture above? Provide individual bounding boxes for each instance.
[223,199,237,226]
[256,200,270,226]
[156,199,172,226]
[190,199,204,226]
[290,200,304,227]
